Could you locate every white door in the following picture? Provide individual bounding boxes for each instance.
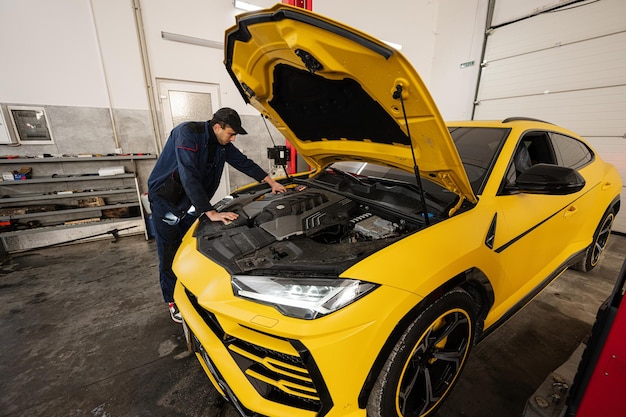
[473,0,626,233]
[157,79,230,204]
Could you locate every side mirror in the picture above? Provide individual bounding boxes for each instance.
[513,163,586,195]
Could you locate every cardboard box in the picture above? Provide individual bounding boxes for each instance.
[77,197,106,207]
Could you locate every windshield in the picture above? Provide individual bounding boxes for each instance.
[312,163,457,221]
[313,127,509,219]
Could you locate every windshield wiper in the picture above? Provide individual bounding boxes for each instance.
[326,166,369,186]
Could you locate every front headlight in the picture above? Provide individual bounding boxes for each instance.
[232,275,378,319]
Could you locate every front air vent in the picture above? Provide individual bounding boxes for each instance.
[183,288,333,416]
[227,338,321,411]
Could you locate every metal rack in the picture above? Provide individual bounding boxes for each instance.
[0,155,155,252]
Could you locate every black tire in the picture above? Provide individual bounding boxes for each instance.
[572,208,615,272]
[367,289,478,417]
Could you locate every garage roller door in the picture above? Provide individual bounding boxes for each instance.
[474,0,626,233]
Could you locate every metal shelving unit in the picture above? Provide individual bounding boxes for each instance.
[0,155,155,252]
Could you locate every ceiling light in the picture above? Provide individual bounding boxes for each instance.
[234,0,262,11]
[161,31,223,49]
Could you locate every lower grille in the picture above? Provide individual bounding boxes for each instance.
[190,333,266,417]
[185,288,331,414]
[228,337,321,411]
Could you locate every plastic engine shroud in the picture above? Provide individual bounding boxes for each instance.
[194,187,415,275]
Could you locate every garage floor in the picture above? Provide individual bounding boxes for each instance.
[1,233,624,417]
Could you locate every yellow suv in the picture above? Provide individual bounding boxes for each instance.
[173,5,621,417]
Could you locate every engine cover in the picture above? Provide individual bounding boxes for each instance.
[244,190,357,240]
[194,186,416,275]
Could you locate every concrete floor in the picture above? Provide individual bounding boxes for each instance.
[1,233,624,417]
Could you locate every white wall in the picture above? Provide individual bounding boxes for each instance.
[0,0,485,122]
[0,0,489,154]
[429,0,490,120]
[138,0,250,114]
[138,0,479,118]
[0,0,110,108]
[0,0,148,111]
[314,0,440,83]
[90,0,148,110]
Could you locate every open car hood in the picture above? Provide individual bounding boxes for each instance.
[225,4,476,204]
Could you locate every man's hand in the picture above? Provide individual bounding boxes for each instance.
[205,210,238,224]
[263,175,287,194]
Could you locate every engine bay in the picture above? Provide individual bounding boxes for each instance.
[194,180,424,274]
[243,186,412,242]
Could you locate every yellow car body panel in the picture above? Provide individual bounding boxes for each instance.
[173,5,622,417]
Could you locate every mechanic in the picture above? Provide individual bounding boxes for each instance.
[148,107,286,323]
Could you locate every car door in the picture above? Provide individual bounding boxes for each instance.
[549,132,601,246]
[489,131,585,312]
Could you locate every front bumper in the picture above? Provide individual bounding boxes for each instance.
[174,280,422,417]
[182,288,327,416]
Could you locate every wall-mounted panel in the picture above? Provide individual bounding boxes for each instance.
[478,31,626,100]
[491,0,579,27]
[8,106,54,145]
[474,86,626,137]
[487,0,625,60]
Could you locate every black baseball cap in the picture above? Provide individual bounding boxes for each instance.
[212,107,247,135]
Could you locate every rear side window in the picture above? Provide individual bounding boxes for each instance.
[550,133,594,169]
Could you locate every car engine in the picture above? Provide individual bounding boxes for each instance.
[243,188,404,242]
[195,185,419,274]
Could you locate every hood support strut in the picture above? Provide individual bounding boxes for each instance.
[393,85,430,226]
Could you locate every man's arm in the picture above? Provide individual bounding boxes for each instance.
[262,175,286,194]
[205,148,286,224]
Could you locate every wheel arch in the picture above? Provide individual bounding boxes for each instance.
[357,267,495,409]
[459,268,495,333]
[571,196,621,272]
[610,195,620,217]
